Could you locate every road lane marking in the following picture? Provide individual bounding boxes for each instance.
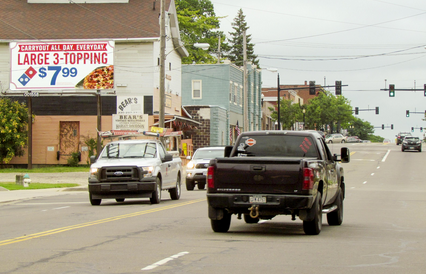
[363,181,367,184]
[371,173,375,176]
[0,198,206,247]
[53,206,70,210]
[382,150,391,162]
[142,251,189,271]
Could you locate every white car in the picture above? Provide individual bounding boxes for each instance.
[325,133,346,144]
[186,147,225,190]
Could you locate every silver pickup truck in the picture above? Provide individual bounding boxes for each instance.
[88,139,182,205]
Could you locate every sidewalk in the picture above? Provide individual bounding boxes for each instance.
[0,172,88,204]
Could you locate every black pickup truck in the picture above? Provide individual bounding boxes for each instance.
[207,130,350,235]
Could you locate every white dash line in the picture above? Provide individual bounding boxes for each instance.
[53,206,70,210]
[363,181,367,184]
[142,251,189,271]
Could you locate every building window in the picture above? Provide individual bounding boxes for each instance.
[192,80,202,99]
[234,84,238,104]
[229,81,233,102]
[239,85,243,106]
[169,62,171,71]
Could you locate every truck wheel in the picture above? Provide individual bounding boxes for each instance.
[327,188,343,226]
[89,194,101,206]
[244,214,259,224]
[198,182,206,190]
[211,211,231,232]
[150,177,162,204]
[169,174,181,200]
[116,198,125,202]
[186,179,195,191]
[303,192,322,235]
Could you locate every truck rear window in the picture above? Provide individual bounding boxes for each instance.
[235,135,318,158]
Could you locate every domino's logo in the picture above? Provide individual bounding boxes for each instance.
[18,67,37,86]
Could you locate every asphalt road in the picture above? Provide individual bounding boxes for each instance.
[0,143,425,274]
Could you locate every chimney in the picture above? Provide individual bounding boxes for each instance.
[304,81,307,85]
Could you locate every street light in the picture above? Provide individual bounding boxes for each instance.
[264,68,280,130]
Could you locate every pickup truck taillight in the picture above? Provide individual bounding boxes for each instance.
[207,166,215,188]
[303,168,314,190]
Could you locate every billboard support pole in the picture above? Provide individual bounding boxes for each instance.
[27,94,32,169]
[96,90,102,157]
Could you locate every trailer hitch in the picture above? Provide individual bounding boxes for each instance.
[248,205,259,218]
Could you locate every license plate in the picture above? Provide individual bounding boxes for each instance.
[410,147,414,149]
[249,195,266,204]
[203,171,207,176]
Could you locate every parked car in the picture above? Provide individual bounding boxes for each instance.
[325,133,346,143]
[186,146,225,190]
[396,132,412,145]
[346,136,362,143]
[401,136,422,152]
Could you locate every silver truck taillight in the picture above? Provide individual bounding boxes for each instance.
[303,168,314,190]
[207,166,215,188]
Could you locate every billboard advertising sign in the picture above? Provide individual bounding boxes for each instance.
[10,41,114,90]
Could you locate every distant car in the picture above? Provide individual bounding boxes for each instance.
[325,133,346,143]
[401,136,422,152]
[346,136,362,143]
[396,132,412,145]
[185,147,225,190]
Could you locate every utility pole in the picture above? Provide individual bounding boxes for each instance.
[159,0,166,129]
[243,30,248,132]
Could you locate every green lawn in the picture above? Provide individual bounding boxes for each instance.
[0,166,89,173]
[0,182,80,190]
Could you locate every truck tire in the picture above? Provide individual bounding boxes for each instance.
[303,192,322,235]
[198,182,206,190]
[211,211,231,232]
[327,188,343,226]
[244,214,259,224]
[186,179,195,191]
[150,177,162,204]
[169,174,181,200]
[89,194,101,206]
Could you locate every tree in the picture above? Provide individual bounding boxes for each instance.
[226,9,259,67]
[269,98,302,130]
[347,117,374,140]
[0,98,28,164]
[175,0,228,64]
[305,90,353,132]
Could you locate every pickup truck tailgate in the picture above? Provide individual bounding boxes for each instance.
[210,157,303,194]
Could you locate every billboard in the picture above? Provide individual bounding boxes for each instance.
[10,41,114,90]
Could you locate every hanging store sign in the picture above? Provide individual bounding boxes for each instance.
[9,41,114,90]
[112,114,149,131]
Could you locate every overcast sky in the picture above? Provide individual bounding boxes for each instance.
[211,0,426,141]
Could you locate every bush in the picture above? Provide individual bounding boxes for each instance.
[67,152,80,167]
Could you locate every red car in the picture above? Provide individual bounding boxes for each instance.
[346,136,362,143]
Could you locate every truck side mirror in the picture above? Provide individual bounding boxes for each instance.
[90,155,97,164]
[340,147,350,163]
[162,153,173,162]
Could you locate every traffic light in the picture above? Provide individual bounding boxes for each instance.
[389,84,395,97]
[375,107,379,115]
[406,110,410,117]
[309,81,316,95]
[411,127,414,132]
[382,124,384,130]
[421,127,423,132]
[335,81,342,95]
[391,124,394,130]
[355,107,359,115]
[424,84,426,97]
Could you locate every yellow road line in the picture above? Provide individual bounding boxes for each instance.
[0,198,206,247]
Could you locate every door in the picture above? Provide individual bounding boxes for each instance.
[59,121,80,159]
